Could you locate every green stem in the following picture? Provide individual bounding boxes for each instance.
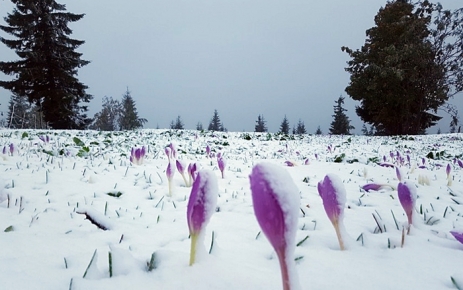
[189,233,198,266]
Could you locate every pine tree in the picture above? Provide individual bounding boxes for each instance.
[341,1,463,135]
[91,96,121,131]
[279,115,290,134]
[170,116,184,130]
[254,114,267,132]
[208,109,223,131]
[315,126,322,135]
[118,89,147,130]
[296,119,307,134]
[196,122,203,131]
[0,0,92,129]
[329,96,354,135]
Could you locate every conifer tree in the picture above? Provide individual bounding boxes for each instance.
[315,126,322,135]
[279,115,290,134]
[0,0,92,129]
[296,119,307,134]
[329,96,354,135]
[170,116,184,130]
[254,114,267,132]
[196,122,203,131]
[208,109,223,131]
[118,89,147,130]
[91,96,121,131]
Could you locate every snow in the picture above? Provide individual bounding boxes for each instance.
[0,130,463,289]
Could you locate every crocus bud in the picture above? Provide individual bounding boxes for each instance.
[396,166,402,182]
[176,159,189,187]
[284,161,295,167]
[165,147,172,160]
[250,163,300,290]
[206,144,211,158]
[318,174,347,250]
[446,164,452,186]
[2,146,6,155]
[187,170,218,265]
[170,143,177,159]
[450,231,463,245]
[304,158,309,165]
[9,143,14,156]
[166,161,175,196]
[397,182,417,234]
[217,157,226,179]
[188,163,198,184]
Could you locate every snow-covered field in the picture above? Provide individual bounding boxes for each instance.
[1,129,462,290]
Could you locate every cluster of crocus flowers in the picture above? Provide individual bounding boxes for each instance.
[129,146,146,165]
[250,163,300,290]
[187,170,218,266]
[38,135,50,144]
[2,143,15,156]
[318,174,347,251]
[397,181,417,234]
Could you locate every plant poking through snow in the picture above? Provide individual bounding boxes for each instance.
[176,160,189,187]
[217,153,226,179]
[187,170,218,266]
[188,163,198,186]
[450,231,463,245]
[318,174,347,250]
[166,161,175,196]
[250,162,300,290]
[397,182,417,234]
[130,146,146,165]
[446,164,452,186]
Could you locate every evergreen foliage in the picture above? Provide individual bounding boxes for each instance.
[91,97,121,131]
[279,115,290,134]
[329,96,354,135]
[208,110,224,131]
[118,89,147,130]
[196,122,203,131]
[0,0,92,129]
[295,119,307,135]
[315,126,322,135]
[254,115,267,132]
[342,0,463,135]
[170,116,184,130]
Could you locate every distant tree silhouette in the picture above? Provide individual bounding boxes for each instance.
[170,115,184,130]
[208,109,224,131]
[315,126,323,135]
[296,119,307,134]
[329,96,354,135]
[279,115,290,134]
[91,96,121,131]
[255,114,268,132]
[196,122,203,131]
[118,89,147,130]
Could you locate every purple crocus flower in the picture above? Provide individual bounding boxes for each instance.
[250,163,300,290]
[130,146,145,165]
[362,183,383,192]
[284,161,295,167]
[304,158,310,165]
[166,161,175,196]
[176,159,189,187]
[187,170,218,265]
[397,182,417,234]
[446,164,452,186]
[9,143,14,156]
[396,166,402,182]
[169,143,177,159]
[206,144,211,158]
[458,159,463,169]
[2,146,6,155]
[165,146,172,160]
[188,162,198,185]
[450,231,463,245]
[217,156,226,179]
[318,174,346,250]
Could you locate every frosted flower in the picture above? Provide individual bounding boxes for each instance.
[187,170,218,265]
[398,182,417,234]
[318,174,346,250]
[450,231,463,245]
[250,162,300,290]
[166,161,175,196]
[176,160,189,187]
[217,156,226,179]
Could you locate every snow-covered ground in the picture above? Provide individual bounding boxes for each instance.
[1,129,462,290]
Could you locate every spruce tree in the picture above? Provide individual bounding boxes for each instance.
[170,116,184,130]
[196,122,203,131]
[279,115,290,134]
[208,109,223,131]
[296,119,307,134]
[118,89,147,130]
[329,96,355,135]
[254,114,267,132]
[0,0,92,129]
[315,126,322,135]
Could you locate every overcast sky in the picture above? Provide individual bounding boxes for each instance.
[0,0,461,133]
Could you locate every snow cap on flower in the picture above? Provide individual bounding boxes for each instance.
[249,162,299,253]
[187,170,218,235]
[398,182,417,226]
[317,174,346,223]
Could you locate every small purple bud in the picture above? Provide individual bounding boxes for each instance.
[165,147,171,160]
[304,158,310,165]
[390,151,394,159]
[458,159,463,169]
[46,135,50,143]
[284,161,295,167]
[361,183,383,192]
[450,231,463,245]
[2,146,6,155]
[9,143,14,155]
[446,164,451,177]
[188,162,198,183]
[135,148,142,162]
[421,157,425,165]
[176,159,186,174]
[187,170,218,265]
[206,144,211,157]
[170,143,177,159]
[396,166,402,182]
[398,182,417,231]
[217,157,226,179]
[407,155,410,164]
[318,174,346,250]
[141,146,146,158]
[314,153,318,160]
[166,161,175,181]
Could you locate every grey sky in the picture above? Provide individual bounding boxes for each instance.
[0,0,461,133]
